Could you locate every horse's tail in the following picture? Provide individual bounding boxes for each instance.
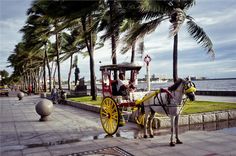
[135,103,145,126]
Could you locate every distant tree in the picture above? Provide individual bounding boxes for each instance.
[0,70,9,78]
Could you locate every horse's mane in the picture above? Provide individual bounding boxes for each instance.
[168,78,184,91]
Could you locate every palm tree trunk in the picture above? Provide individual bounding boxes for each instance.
[43,57,47,92]
[82,16,97,100]
[173,34,178,83]
[131,42,136,63]
[130,42,136,80]
[36,68,39,92]
[109,0,117,80]
[68,55,73,91]
[38,67,43,92]
[53,63,57,87]
[56,32,62,90]
[89,49,96,100]
[89,15,97,101]
[111,34,117,80]
[44,43,52,91]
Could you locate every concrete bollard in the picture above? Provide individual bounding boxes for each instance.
[17,92,24,100]
[35,99,53,121]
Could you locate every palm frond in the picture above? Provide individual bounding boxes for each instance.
[186,19,215,58]
[137,37,145,59]
[179,0,196,10]
[169,8,186,37]
[121,16,165,53]
[140,0,172,14]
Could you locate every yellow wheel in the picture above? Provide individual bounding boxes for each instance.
[100,97,120,135]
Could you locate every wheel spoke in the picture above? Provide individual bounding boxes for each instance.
[101,111,108,117]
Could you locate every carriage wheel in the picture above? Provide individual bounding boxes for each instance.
[100,97,120,135]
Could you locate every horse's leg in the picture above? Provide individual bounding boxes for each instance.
[143,110,149,138]
[148,112,155,138]
[175,115,183,144]
[170,116,175,146]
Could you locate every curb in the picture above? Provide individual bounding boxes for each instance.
[66,100,100,113]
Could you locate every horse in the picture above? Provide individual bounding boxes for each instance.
[142,78,196,146]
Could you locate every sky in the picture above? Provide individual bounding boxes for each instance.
[0,0,236,81]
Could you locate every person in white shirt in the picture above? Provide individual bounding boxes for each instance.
[117,73,135,96]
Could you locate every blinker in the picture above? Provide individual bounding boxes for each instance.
[185,86,196,93]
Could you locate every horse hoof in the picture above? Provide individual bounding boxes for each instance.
[176,139,183,144]
[169,142,175,147]
[144,135,148,138]
[150,135,154,138]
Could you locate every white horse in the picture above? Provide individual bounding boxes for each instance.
[142,78,196,146]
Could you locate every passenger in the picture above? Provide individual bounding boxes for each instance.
[117,73,135,96]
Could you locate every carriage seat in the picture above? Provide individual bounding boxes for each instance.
[111,80,120,96]
[130,91,148,101]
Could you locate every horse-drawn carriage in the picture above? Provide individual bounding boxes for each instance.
[99,62,197,146]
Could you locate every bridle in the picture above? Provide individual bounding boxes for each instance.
[183,81,196,94]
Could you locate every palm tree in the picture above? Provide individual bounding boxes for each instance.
[60,30,86,90]
[124,0,214,82]
[119,1,146,62]
[27,1,74,90]
[107,0,120,79]
[20,12,54,91]
[7,41,44,92]
[99,0,141,79]
[33,0,104,100]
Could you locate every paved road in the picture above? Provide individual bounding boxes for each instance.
[1,95,236,156]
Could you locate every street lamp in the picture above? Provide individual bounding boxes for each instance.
[144,55,152,91]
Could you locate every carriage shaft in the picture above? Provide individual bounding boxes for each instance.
[135,89,161,105]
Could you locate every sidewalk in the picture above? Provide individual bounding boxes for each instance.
[1,95,236,156]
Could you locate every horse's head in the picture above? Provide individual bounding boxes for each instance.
[168,78,196,101]
[183,78,196,101]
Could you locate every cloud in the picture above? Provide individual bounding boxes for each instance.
[1,0,236,80]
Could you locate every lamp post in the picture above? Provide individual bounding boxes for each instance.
[144,55,152,91]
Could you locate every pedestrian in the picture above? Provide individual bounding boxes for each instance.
[28,85,32,95]
[51,86,58,104]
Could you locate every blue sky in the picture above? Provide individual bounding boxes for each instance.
[0,0,236,80]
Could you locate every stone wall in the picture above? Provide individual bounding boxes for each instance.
[158,110,236,128]
[62,99,236,129]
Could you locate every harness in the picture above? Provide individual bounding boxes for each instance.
[153,92,169,116]
[150,87,190,116]
[137,81,196,116]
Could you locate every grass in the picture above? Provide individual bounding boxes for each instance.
[182,101,236,115]
[68,96,236,114]
[69,96,102,106]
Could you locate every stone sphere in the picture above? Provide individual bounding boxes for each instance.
[17,92,24,100]
[35,99,53,121]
